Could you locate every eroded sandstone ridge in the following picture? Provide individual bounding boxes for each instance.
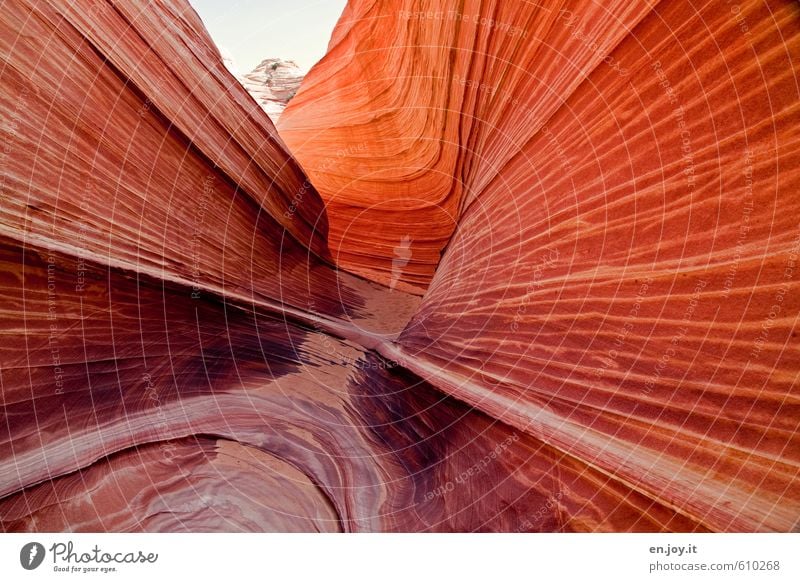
[1,0,799,532]
[240,58,304,122]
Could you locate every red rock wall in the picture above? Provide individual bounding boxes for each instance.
[283,0,800,531]
[1,0,799,532]
[0,0,416,532]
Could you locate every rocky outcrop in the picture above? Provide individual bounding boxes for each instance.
[1,0,799,532]
[240,59,304,122]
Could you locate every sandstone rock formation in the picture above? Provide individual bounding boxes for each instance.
[240,58,304,123]
[1,0,798,532]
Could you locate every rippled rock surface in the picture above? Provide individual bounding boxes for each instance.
[1,0,799,532]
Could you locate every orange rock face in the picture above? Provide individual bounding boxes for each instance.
[1,0,799,532]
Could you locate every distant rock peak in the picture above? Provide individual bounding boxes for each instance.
[239,58,304,123]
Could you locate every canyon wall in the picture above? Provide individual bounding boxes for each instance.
[1,0,798,531]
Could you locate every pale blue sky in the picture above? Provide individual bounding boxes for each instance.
[189,0,348,73]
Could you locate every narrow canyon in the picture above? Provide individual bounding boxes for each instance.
[0,0,798,532]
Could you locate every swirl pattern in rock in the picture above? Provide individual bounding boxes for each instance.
[1,0,799,532]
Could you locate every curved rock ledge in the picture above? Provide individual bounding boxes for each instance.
[0,0,798,532]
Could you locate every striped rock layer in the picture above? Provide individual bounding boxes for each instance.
[240,58,304,123]
[1,0,799,532]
